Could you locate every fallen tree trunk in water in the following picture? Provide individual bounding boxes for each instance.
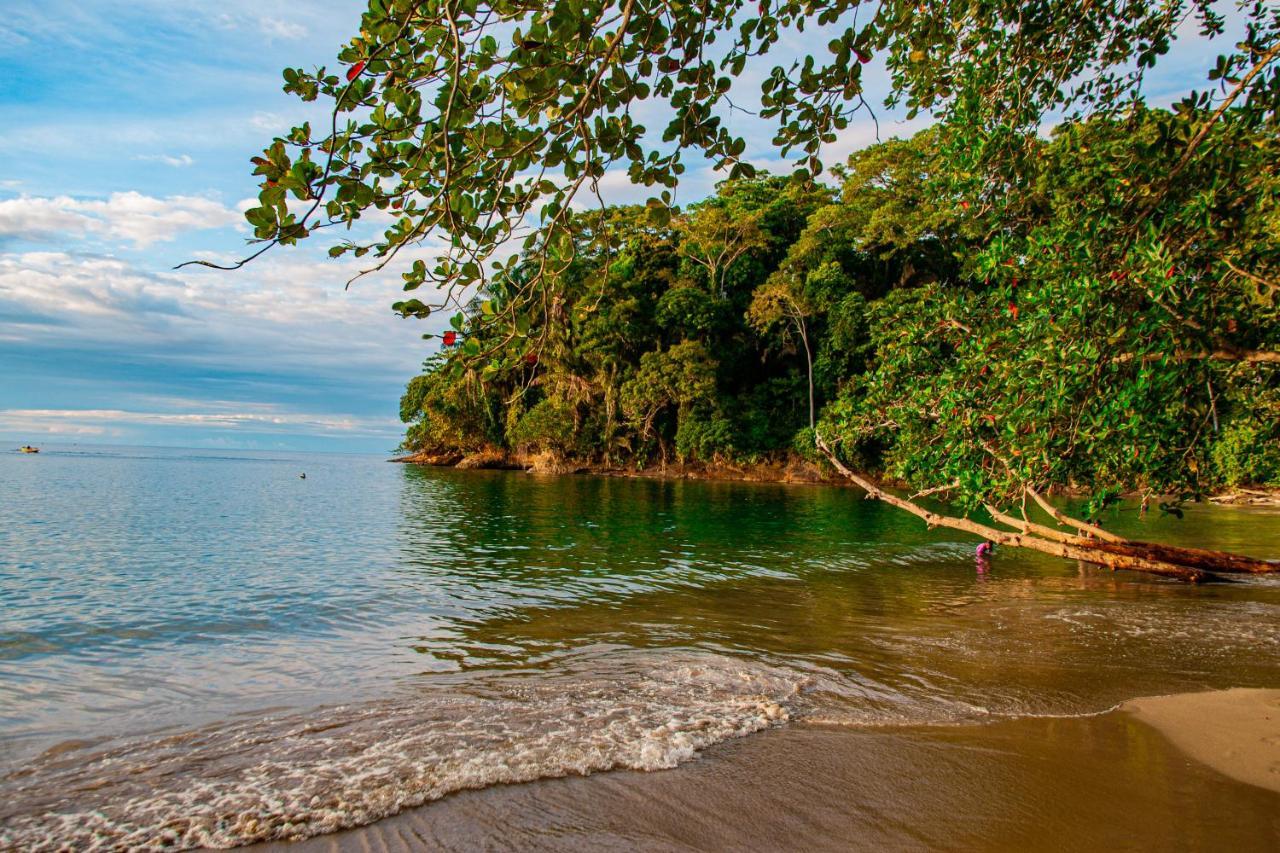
[983,505,1279,575]
[1085,539,1277,575]
[814,434,1279,583]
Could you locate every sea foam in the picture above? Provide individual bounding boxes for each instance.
[0,651,804,851]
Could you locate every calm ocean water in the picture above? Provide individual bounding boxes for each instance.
[2,445,1278,848]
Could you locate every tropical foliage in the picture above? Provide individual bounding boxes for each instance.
[222,0,1278,315]
[400,118,1280,513]
[402,177,832,466]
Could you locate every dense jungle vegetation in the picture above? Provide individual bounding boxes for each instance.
[399,115,1280,508]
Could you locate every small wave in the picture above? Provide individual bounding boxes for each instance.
[0,652,803,851]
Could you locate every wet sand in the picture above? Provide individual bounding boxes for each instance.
[1124,688,1280,794]
[256,690,1280,852]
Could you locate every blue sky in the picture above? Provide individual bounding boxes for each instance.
[0,2,1237,452]
[0,1,437,452]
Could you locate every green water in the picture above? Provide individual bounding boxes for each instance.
[1,446,1277,848]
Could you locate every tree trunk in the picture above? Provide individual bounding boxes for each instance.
[984,504,1277,575]
[1090,539,1278,575]
[797,317,815,430]
[815,434,1278,583]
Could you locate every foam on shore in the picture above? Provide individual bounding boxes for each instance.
[0,653,803,851]
[252,691,1280,853]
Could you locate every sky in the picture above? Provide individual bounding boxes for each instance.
[0,2,1236,452]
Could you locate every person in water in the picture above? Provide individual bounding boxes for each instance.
[975,541,995,575]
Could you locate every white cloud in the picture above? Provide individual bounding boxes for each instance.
[134,153,196,168]
[249,112,287,131]
[0,407,396,437]
[819,116,932,166]
[0,246,438,378]
[212,11,307,40]
[257,17,307,40]
[0,245,442,445]
[0,192,240,248]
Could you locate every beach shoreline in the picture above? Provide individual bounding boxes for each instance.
[251,688,1280,852]
[1123,687,1280,794]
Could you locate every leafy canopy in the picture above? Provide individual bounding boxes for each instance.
[221,0,1278,331]
[821,108,1280,514]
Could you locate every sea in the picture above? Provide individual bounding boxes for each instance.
[1,444,1278,849]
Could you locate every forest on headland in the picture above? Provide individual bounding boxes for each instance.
[221,0,1280,579]
[398,115,1279,511]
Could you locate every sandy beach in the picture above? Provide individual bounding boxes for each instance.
[255,689,1280,852]
[1124,688,1280,794]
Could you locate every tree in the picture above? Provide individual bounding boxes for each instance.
[620,340,719,446]
[218,0,1280,580]
[677,205,767,297]
[748,278,817,428]
[817,110,1280,581]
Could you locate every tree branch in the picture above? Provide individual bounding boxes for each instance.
[1026,488,1123,542]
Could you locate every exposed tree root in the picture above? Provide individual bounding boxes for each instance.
[815,434,1279,583]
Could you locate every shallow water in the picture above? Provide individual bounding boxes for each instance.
[1,446,1278,849]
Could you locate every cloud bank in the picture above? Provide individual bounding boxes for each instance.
[0,192,240,248]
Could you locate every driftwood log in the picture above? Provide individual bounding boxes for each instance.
[814,434,1279,583]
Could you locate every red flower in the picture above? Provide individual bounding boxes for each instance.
[524,352,539,365]
[1165,265,1176,279]
[960,201,970,210]
[1008,302,1019,320]
[442,331,458,346]
[347,60,366,82]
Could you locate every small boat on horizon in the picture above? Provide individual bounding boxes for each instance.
[18,445,40,453]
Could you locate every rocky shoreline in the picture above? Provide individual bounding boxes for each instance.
[389,449,845,485]
[390,448,1280,504]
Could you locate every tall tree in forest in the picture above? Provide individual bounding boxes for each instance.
[748,279,817,428]
[678,205,767,298]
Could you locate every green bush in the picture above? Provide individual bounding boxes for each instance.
[399,369,501,453]
[507,398,578,454]
[1210,417,1280,488]
[675,405,735,462]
